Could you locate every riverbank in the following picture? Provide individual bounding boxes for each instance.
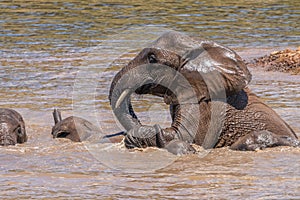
[245,47,300,75]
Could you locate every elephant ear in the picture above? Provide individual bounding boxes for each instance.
[150,31,251,100]
[180,40,252,99]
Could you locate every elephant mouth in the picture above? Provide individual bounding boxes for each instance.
[136,83,171,98]
[135,83,154,95]
[115,84,171,110]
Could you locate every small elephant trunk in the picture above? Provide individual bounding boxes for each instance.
[53,109,62,125]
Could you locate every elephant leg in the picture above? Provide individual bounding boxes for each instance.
[155,124,196,155]
[124,103,199,148]
[230,130,300,151]
[124,124,196,155]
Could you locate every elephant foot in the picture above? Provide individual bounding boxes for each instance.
[124,125,158,148]
[165,140,196,155]
[230,130,300,151]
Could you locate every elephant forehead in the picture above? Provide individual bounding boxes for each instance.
[140,47,175,58]
[149,31,201,55]
[148,32,241,74]
[0,114,19,125]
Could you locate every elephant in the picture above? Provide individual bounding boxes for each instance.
[109,31,299,154]
[51,109,98,142]
[51,109,124,143]
[0,108,27,146]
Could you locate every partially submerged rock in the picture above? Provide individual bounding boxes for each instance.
[247,47,300,74]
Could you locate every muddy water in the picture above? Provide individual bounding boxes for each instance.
[1,1,300,199]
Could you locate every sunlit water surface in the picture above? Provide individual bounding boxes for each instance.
[0,1,299,199]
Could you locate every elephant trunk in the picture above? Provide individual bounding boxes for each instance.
[109,63,199,132]
[109,64,155,131]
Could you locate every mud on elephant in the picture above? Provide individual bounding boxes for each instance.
[0,108,27,146]
[109,31,299,154]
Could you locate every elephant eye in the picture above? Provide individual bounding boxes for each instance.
[16,126,23,136]
[148,53,157,63]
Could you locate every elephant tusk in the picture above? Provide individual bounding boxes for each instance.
[115,89,131,109]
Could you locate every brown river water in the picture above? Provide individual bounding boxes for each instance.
[1,1,299,199]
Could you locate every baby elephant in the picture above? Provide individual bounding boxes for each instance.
[51,109,98,142]
[51,109,126,143]
[0,108,27,146]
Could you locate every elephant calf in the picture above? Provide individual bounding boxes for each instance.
[0,108,27,146]
[51,109,98,142]
[109,31,299,154]
[51,109,124,143]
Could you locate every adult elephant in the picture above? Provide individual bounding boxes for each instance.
[0,108,27,146]
[109,31,299,154]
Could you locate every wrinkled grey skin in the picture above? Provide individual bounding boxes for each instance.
[109,31,299,154]
[0,108,27,146]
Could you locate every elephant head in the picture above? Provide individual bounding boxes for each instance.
[0,108,27,146]
[109,31,252,150]
[51,109,99,142]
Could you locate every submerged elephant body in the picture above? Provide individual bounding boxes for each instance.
[109,31,299,153]
[203,88,298,149]
[0,108,27,146]
[51,109,99,142]
[51,109,124,143]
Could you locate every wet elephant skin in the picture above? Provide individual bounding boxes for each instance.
[109,31,299,154]
[0,108,27,146]
[51,109,124,143]
[51,109,98,142]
